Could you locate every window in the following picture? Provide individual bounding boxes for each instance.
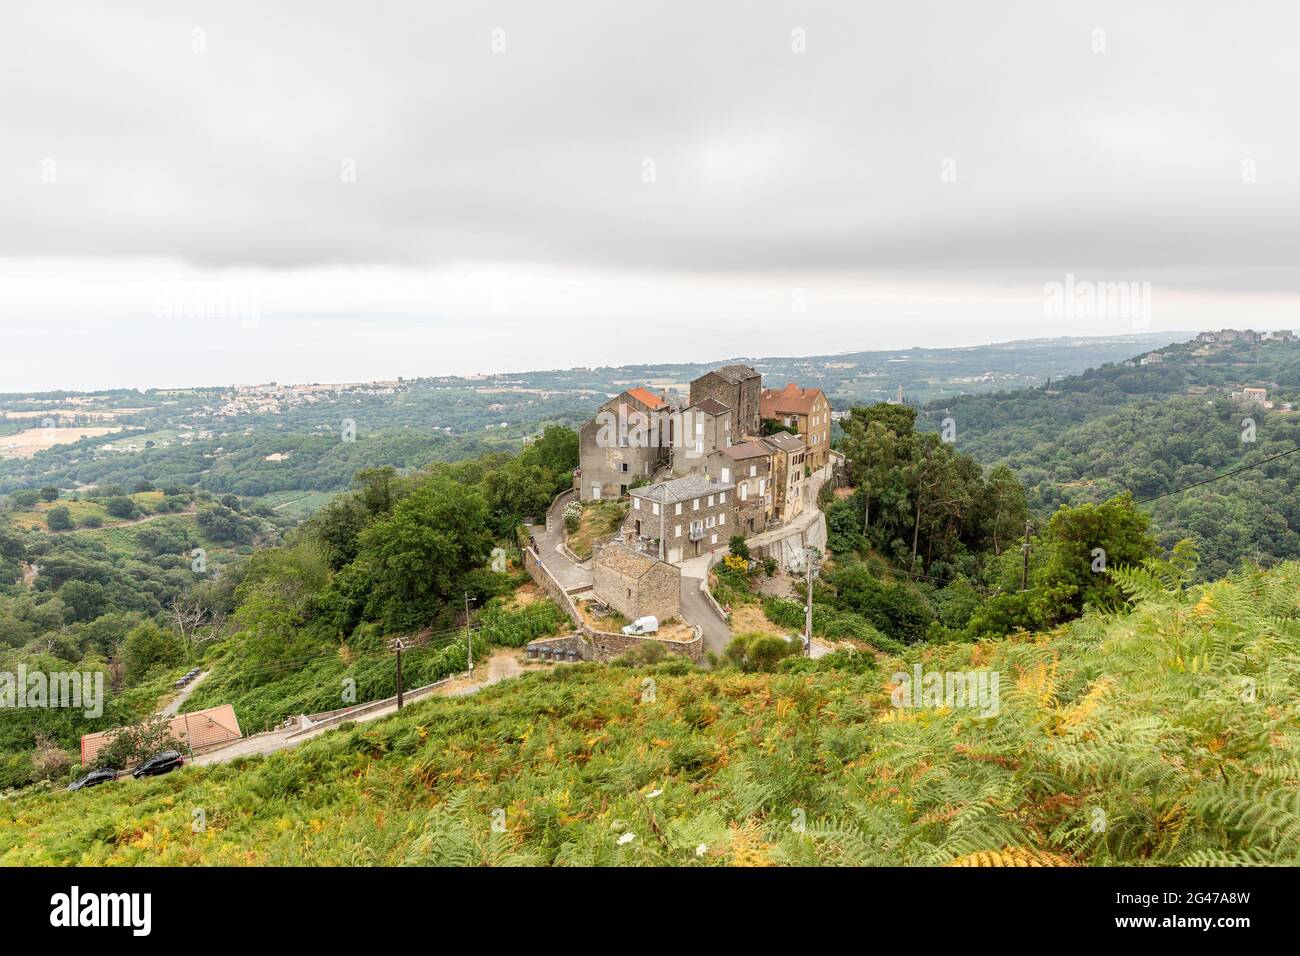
[711,534,718,545]
[706,516,715,528]
[633,498,640,510]
[675,525,682,537]
[651,502,659,515]
[620,462,629,472]
[695,421,703,435]
[591,485,601,499]
[749,465,756,477]
[693,498,700,510]
[707,494,714,506]
[721,467,730,483]
[674,502,682,515]
[719,512,726,526]
[758,478,765,496]
[719,491,726,503]
[740,484,748,501]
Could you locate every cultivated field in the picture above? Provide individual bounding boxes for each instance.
[0,426,121,458]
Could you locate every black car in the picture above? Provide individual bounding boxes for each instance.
[132,750,184,778]
[68,768,118,791]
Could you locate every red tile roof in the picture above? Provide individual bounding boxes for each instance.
[625,387,667,410]
[760,383,827,418]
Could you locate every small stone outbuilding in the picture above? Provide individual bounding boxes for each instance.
[592,543,681,622]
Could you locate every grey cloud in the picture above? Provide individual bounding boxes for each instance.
[1,1,1298,288]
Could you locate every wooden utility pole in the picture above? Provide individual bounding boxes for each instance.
[464,592,475,676]
[392,638,405,710]
[1021,520,1032,591]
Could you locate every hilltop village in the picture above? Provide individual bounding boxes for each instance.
[519,364,843,665]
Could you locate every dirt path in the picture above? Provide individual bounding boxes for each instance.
[46,505,198,534]
[158,671,208,717]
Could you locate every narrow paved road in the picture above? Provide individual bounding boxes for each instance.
[192,650,537,766]
[529,490,593,591]
[680,575,730,660]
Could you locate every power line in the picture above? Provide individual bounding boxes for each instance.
[1135,444,1300,505]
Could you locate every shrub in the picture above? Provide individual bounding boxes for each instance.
[31,735,73,782]
[729,535,750,561]
[104,496,140,520]
[477,598,569,648]
[46,506,73,531]
[613,641,667,667]
[563,500,582,533]
[724,632,800,672]
[11,489,40,509]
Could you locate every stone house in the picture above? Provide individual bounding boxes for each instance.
[689,365,762,439]
[712,440,773,534]
[762,430,807,524]
[670,396,733,477]
[577,386,672,501]
[625,473,736,563]
[592,543,681,622]
[760,383,833,471]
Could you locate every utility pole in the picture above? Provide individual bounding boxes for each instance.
[802,546,820,657]
[390,637,405,710]
[1021,520,1032,591]
[464,592,475,676]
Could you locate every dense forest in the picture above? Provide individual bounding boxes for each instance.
[917,338,1300,580]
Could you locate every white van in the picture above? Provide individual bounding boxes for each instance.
[622,616,659,636]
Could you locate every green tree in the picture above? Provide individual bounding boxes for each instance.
[121,620,186,685]
[46,506,73,531]
[104,496,139,520]
[354,476,493,632]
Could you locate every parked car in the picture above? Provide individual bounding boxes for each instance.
[132,750,184,778]
[68,768,118,791]
[621,615,659,636]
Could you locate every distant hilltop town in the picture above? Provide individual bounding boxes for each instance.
[1195,328,1294,345]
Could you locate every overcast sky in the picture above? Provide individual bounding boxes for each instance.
[2,1,1298,391]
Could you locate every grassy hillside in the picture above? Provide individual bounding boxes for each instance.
[3,561,1295,866]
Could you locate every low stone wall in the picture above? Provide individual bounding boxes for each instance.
[698,576,729,622]
[524,547,583,628]
[582,624,703,664]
